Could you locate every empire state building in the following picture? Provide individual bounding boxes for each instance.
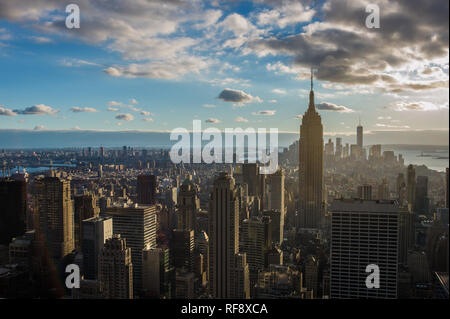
[298,71,324,229]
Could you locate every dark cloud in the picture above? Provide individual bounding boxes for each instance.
[0,106,17,116]
[247,0,449,87]
[14,104,58,115]
[217,88,261,103]
[316,102,354,112]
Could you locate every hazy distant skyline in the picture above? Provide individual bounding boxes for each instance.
[0,0,448,145]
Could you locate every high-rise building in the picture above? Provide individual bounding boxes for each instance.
[298,71,324,229]
[81,216,113,280]
[241,216,267,296]
[335,137,342,159]
[34,176,74,260]
[137,174,157,205]
[304,255,319,297]
[171,229,195,272]
[106,204,157,293]
[267,168,285,215]
[99,234,133,299]
[398,208,415,266]
[177,179,199,231]
[357,119,363,148]
[357,184,373,200]
[415,176,429,214]
[397,173,407,206]
[377,178,390,200]
[142,245,173,298]
[407,165,416,210]
[262,210,284,245]
[196,231,209,284]
[242,163,259,197]
[0,178,27,245]
[369,144,382,160]
[74,193,100,249]
[208,172,250,298]
[329,199,399,298]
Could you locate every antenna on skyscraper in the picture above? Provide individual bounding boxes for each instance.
[310,67,313,91]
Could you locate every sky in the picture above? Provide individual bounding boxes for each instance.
[0,0,448,145]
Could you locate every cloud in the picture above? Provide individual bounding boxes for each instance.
[203,104,216,108]
[375,123,411,129]
[28,36,52,43]
[235,116,248,122]
[14,104,58,115]
[391,101,449,112]
[205,118,221,123]
[253,110,276,116]
[247,0,449,95]
[103,56,212,79]
[70,107,98,113]
[0,106,17,116]
[257,1,315,28]
[33,125,45,131]
[316,102,354,113]
[295,114,303,119]
[107,107,119,112]
[115,113,134,121]
[217,88,262,105]
[140,111,152,116]
[142,118,154,122]
[108,101,122,106]
[272,88,286,95]
[130,98,138,104]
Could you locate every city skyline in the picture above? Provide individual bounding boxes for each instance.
[0,0,448,146]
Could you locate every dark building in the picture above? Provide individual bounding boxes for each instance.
[415,176,429,214]
[0,178,27,245]
[74,193,100,249]
[137,174,157,205]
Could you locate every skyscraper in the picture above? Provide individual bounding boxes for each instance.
[99,234,133,299]
[357,118,363,148]
[208,172,250,298]
[81,216,113,280]
[242,163,259,197]
[142,245,173,299]
[177,179,199,231]
[106,204,157,293]
[74,193,100,249]
[34,176,74,260]
[298,71,324,229]
[241,216,267,296]
[0,178,27,245]
[407,165,416,209]
[171,229,195,272]
[329,199,399,298]
[415,176,429,214]
[137,174,157,205]
[267,168,285,215]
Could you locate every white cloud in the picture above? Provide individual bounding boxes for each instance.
[235,116,248,122]
[71,107,98,113]
[272,88,286,95]
[253,110,276,116]
[107,107,119,112]
[0,106,17,116]
[203,104,216,108]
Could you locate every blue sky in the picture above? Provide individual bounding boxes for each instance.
[0,0,448,144]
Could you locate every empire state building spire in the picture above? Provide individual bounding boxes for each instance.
[308,68,315,110]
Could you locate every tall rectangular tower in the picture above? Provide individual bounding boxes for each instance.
[106,204,157,293]
[298,71,324,229]
[34,176,74,260]
[329,199,399,299]
[208,172,249,298]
